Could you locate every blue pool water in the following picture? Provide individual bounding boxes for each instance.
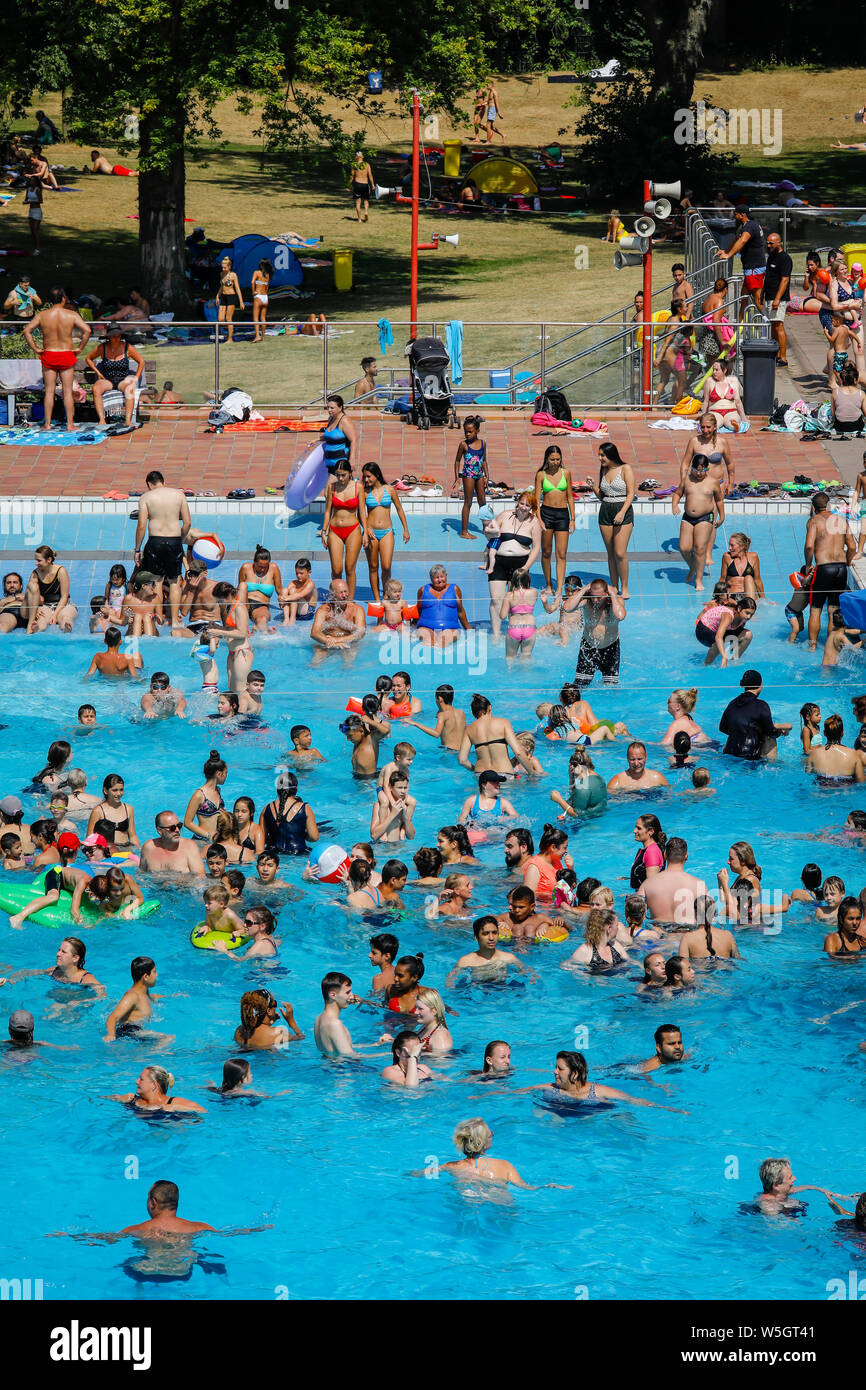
[1,510,865,1300]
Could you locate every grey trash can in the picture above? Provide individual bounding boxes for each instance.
[741,338,779,416]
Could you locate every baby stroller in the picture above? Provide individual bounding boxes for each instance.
[408,336,459,429]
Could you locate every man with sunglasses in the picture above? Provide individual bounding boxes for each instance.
[139,811,206,873]
[140,671,187,719]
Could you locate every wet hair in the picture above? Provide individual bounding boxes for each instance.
[637,814,667,855]
[203,883,230,906]
[435,684,455,705]
[852,695,866,724]
[585,907,614,947]
[351,842,376,865]
[824,714,844,746]
[412,846,442,878]
[470,693,491,717]
[847,811,866,831]
[673,731,691,757]
[483,1040,509,1070]
[822,875,845,899]
[691,767,711,788]
[31,818,57,846]
[349,857,372,890]
[506,827,534,855]
[589,885,614,908]
[253,544,272,565]
[730,840,760,880]
[77,706,95,721]
[416,986,445,1023]
[393,741,415,760]
[61,936,86,966]
[438,824,473,858]
[670,687,698,714]
[206,844,228,863]
[257,849,279,867]
[452,1118,492,1157]
[664,836,687,864]
[394,952,424,981]
[538,824,568,855]
[145,470,164,486]
[507,567,531,592]
[576,876,601,905]
[381,859,408,885]
[800,702,820,726]
[223,868,245,896]
[759,1157,791,1193]
[131,955,155,983]
[665,955,690,984]
[290,726,311,744]
[547,704,576,736]
[245,906,274,934]
[0,833,22,854]
[624,894,647,932]
[91,819,116,844]
[219,1057,252,1093]
[370,932,399,962]
[800,863,822,891]
[855,1193,866,1231]
[233,795,255,823]
[237,989,278,1042]
[391,1029,419,1063]
[321,970,351,1003]
[838,896,863,924]
[148,1180,179,1210]
[472,914,500,939]
[144,1066,174,1095]
[694,894,717,956]
[555,1050,588,1086]
[34,740,72,783]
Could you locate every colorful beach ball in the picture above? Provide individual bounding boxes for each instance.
[308,842,350,884]
[191,534,225,569]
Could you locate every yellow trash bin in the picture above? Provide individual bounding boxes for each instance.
[333,249,354,292]
[443,139,462,179]
[840,244,866,275]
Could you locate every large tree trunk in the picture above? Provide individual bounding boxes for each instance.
[138,103,191,313]
[639,0,715,108]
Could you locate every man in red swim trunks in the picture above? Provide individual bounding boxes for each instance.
[22,287,91,430]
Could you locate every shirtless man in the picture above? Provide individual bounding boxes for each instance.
[343,709,390,777]
[140,671,187,719]
[139,811,206,874]
[353,356,378,401]
[22,287,91,431]
[639,837,707,929]
[120,1181,214,1236]
[640,1024,687,1072]
[238,670,265,717]
[84,626,143,680]
[446,915,527,987]
[670,263,694,310]
[103,956,159,1040]
[672,456,725,591]
[133,471,192,629]
[177,558,220,636]
[405,683,466,750]
[494,885,568,942]
[313,971,391,1056]
[754,1158,836,1215]
[310,580,366,653]
[607,741,670,794]
[805,493,855,649]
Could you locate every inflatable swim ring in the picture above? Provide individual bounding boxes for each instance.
[190,923,247,950]
[284,442,328,511]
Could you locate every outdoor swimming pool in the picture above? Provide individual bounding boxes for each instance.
[1,509,865,1300]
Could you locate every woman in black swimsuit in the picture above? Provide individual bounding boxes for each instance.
[484,492,542,640]
[110,1066,205,1113]
[233,796,262,858]
[85,773,139,848]
[217,256,244,343]
[459,692,532,777]
[720,532,764,600]
[259,772,319,856]
[680,416,734,567]
[85,326,144,428]
[25,546,77,633]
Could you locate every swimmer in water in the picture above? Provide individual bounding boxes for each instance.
[211,905,279,960]
[754,1158,838,1215]
[341,705,391,778]
[0,935,103,991]
[103,956,159,1041]
[481,1040,511,1075]
[234,988,304,1048]
[639,1024,688,1072]
[437,1118,570,1189]
[638,951,668,992]
[515,1050,676,1108]
[369,932,399,993]
[446,915,532,987]
[238,669,265,717]
[140,671,187,720]
[425,872,474,920]
[84,626,143,681]
[384,953,425,1015]
[313,972,392,1056]
[664,956,696,989]
[110,1065,206,1113]
[288,725,325,763]
[607,741,670,794]
[404,683,467,751]
[381,1031,435,1088]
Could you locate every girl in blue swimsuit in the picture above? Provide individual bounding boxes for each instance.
[453,415,489,538]
[362,462,411,602]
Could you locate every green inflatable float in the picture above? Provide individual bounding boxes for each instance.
[0,873,160,928]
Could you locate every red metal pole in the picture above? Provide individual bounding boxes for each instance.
[641,178,653,407]
[410,92,420,337]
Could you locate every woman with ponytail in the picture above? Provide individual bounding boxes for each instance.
[238,544,287,628]
[260,769,318,856]
[184,750,228,841]
[110,1065,205,1112]
[677,894,741,959]
[630,814,666,890]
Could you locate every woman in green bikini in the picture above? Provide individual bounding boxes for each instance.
[534,446,575,602]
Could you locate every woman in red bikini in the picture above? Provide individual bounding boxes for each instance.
[701,360,746,431]
[322,460,368,599]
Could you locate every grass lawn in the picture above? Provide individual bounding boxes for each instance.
[2,68,864,406]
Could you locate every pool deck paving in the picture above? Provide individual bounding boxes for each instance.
[0,315,859,499]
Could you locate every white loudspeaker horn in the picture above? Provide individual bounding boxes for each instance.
[613,249,644,269]
[438,233,459,247]
[618,234,650,254]
[644,197,672,221]
[374,183,397,200]
[634,214,656,237]
[649,180,681,201]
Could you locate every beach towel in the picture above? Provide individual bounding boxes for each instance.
[445,320,463,384]
[378,318,394,356]
[0,426,107,446]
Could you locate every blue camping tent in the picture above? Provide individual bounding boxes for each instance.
[216,235,303,290]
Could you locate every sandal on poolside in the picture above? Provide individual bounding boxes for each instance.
[264,486,281,495]
[402,474,419,485]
